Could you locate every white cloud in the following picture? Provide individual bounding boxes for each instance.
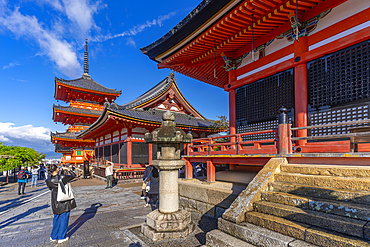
[0,7,82,77]
[91,11,176,43]
[0,122,54,152]
[0,135,10,142]
[126,37,136,47]
[3,62,20,69]
[0,123,50,142]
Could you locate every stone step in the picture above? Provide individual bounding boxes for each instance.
[281,164,370,178]
[218,218,295,247]
[206,229,256,247]
[274,172,370,191]
[268,181,370,205]
[261,191,370,221]
[254,201,368,239]
[245,211,370,247]
[306,226,370,247]
[245,211,310,240]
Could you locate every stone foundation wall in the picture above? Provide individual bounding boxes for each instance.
[178,179,246,219]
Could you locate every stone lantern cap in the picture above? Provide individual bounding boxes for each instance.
[144,111,193,144]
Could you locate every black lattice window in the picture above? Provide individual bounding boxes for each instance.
[236,69,294,125]
[309,104,370,136]
[308,39,370,109]
[236,69,294,140]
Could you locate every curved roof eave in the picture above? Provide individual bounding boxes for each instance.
[140,0,237,62]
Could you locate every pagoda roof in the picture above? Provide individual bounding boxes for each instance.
[55,74,121,97]
[53,104,102,117]
[54,144,72,153]
[51,131,80,140]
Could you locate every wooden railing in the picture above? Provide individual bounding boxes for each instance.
[291,119,370,153]
[94,167,145,180]
[188,113,370,156]
[189,129,278,156]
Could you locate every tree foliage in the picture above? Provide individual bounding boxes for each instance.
[0,143,46,172]
[211,115,229,133]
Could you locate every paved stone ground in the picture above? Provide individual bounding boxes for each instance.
[0,176,217,247]
[0,177,152,247]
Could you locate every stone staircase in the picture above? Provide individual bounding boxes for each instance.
[207,163,370,247]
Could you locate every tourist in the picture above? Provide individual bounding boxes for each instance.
[105,160,114,189]
[17,167,30,195]
[46,164,77,244]
[30,165,39,188]
[142,163,153,199]
[144,166,159,208]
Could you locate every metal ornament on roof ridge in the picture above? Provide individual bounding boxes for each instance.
[168,72,176,83]
[83,38,89,76]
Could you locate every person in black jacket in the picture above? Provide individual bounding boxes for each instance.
[46,164,77,244]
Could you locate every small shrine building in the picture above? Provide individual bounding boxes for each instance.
[78,72,217,168]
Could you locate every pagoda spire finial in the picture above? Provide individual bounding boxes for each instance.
[83,38,89,76]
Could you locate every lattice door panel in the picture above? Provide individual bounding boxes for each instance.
[309,104,370,137]
[236,69,294,125]
[308,39,370,109]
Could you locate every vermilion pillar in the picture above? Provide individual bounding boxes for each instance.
[229,70,237,144]
[294,36,308,146]
[127,129,132,167]
[149,143,152,165]
[185,159,193,179]
[207,160,215,182]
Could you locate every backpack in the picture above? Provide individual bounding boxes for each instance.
[18,170,26,180]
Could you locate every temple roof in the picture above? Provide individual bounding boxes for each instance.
[140,0,233,62]
[53,104,102,117]
[120,72,204,119]
[79,106,215,139]
[141,0,332,88]
[55,74,121,95]
[113,106,213,128]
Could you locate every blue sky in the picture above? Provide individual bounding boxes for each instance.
[0,0,229,157]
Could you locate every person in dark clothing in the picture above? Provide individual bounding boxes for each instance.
[144,166,159,207]
[46,164,77,244]
[141,163,153,199]
[17,167,30,195]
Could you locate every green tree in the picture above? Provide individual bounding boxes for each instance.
[210,115,229,133]
[0,143,46,183]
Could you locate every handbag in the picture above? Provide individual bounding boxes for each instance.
[145,180,151,192]
[57,177,74,202]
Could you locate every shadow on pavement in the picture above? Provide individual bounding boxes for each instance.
[129,243,143,247]
[67,203,102,236]
[0,194,33,210]
[0,204,49,229]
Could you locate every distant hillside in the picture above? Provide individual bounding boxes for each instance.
[44,152,62,159]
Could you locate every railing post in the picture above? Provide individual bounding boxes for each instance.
[185,159,193,179]
[277,107,292,154]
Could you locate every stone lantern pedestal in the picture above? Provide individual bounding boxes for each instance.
[141,111,194,241]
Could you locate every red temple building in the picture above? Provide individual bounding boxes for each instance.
[139,1,370,246]
[78,72,218,168]
[51,39,121,165]
[142,0,370,179]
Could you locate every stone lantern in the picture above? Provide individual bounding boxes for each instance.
[141,111,194,241]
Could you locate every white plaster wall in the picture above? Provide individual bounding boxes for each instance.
[121,134,127,141]
[265,38,291,56]
[105,133,111,139]
[121,128,127,134]
[105,139,111,144]
[113,131,119,137]
[113,137,119,142]
[310,0,370,36]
